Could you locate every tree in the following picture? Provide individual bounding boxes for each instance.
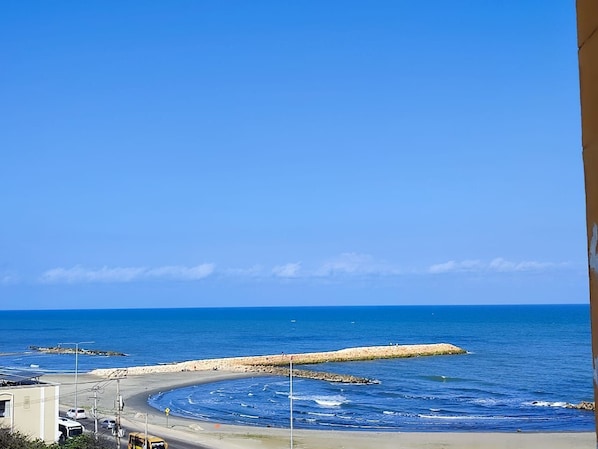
[61,435,112,449]
[0,428,112,449]
[0,428,52,449]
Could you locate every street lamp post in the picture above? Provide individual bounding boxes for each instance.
[289,356,293,449]
[59,341,94,419]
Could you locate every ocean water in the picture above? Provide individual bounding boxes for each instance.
[0,305,594,432]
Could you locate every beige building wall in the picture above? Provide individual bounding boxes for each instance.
[577,0,598,440]
[0,383,60,444]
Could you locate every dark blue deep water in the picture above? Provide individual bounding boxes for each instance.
[0,305,593,431]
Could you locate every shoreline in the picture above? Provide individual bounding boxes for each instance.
[43,370,596,449]
[41,344,596,449]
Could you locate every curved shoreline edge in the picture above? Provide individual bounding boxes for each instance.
[41,340,597,449]
[44,370,596,449]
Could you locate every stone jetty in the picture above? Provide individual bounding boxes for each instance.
[251,366,379,384]
[566,401,595,411]
[29,345,127,357]
[90,343,466,383]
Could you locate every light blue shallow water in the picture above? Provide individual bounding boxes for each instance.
[0,305,593,431]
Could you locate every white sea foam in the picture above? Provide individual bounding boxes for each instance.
[418,414,523,421]
[472,398,498,406]
[291,394,348,407]
[308,411,335,417]
[528,401,568,408]
[315,399,345,407]
[316,395,347,407]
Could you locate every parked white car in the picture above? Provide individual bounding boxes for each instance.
[66,408,87,419]
[101,418,116,429]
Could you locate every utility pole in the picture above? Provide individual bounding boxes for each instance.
[115,376,123,449]
[58,340,94,419]
[289,355,293,449]
[91,387,99,440]
[106,369,127,449]
[145,413,148,449]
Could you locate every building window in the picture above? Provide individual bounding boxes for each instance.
[0,400,10,418]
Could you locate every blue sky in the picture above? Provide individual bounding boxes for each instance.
[0,1,587,309]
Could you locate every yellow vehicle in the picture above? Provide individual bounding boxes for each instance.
[128,432,168,449]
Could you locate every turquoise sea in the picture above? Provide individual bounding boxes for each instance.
[0,305,593,432]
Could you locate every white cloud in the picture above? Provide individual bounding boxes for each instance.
[315,253,401,277]
[35,256,572,286]
[272,262,301,278]
[0,271,20,285]
[39,266,144,284]
[428,258,567,274]
[487,257,566,272]
[145,264,215,280]
[224,265,264,277]
[39,264,215,284]
[428,260,483,274]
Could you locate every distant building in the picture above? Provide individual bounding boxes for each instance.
[0,369,59,444]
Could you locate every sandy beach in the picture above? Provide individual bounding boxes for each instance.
[42,350,596,449]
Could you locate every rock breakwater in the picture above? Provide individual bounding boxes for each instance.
[90,343,466,383]
[566,401,595,411]
[29,345,127,357]
[250,365,379,384]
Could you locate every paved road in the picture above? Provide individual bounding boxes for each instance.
[76,417,212,449]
